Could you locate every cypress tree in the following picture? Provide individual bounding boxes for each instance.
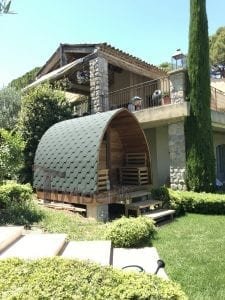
[185,0,215,192]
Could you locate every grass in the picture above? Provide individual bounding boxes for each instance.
[38,206,106,240]
[38,208,225,299]
[154,214,225,300]
[2,197,225,299]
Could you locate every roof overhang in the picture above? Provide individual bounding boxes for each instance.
[23,51,98,92]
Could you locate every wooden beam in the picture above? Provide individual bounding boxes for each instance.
[37,190,97,205]
[64,46,96,54]
[98,51,161,79]
[36,190,113,205]
[59,44,68,67]
[68,83,90,94]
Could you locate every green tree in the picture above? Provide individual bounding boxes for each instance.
[0,129,25,183]
[209,27,225,64]
[159,62,172,72]
[0,87,21,130]
[18,83,73,183]
[185,0,215,192]
[9,67,40,91]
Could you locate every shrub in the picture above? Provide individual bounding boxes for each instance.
[0,129,25,183]
[0,258,187,299]
[18,83,73,183]
[151,186,170,207]
[169,189,225,215]
[0,182,42,224]
[105,216,156,248]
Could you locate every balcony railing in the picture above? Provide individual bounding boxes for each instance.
[72,78,225,116]
[211,86,225,112]
[108,77,170,110]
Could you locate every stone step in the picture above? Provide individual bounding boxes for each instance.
[0,233,67,259]
[112,247,168,279]
[0,226,23,253]
[61,240,112,266]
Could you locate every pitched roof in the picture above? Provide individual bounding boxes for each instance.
[37,43,166,78]
[34,109,124,195]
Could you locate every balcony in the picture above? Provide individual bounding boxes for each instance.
[108,77,170,111]
[72,77,225,117]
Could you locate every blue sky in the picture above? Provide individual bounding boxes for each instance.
[0,0,224,87]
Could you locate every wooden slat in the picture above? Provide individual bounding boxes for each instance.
[98,169,109,192]
[120,165,149,185]
[98,169,109,175]
[126,153,147,166]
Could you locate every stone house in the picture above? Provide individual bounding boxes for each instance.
[28,43,225,193]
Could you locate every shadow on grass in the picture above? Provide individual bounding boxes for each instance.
[0,205,44,226]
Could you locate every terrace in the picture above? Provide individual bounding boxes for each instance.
[73,74,225,118]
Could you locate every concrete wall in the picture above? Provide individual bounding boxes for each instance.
[156,126,170,186]
[213,131,225,181]
[144,128,158,186]
[211,79,225,93]
[213,132,225,149]
[144,126,170,187]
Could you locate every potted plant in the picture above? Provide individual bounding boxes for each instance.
[162,92,171,105]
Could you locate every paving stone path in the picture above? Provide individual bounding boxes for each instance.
[0,226,167,279]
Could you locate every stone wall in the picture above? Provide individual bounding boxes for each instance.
[168,121,186,190]
[169,69,186,104]
[89,57,109,113]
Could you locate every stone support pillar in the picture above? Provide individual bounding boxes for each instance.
[168,121,186,190]
[169,69,187,104]
[89,57,109,114]
[86,204,108,222]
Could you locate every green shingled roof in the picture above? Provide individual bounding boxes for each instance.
[33,109,124,195]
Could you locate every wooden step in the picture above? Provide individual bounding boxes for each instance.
[125,200,163,217]
[0,233,67,259]
[129,190,151,200]
[0,226,23,253]
[144,209,175,221]
[61,240,112,266]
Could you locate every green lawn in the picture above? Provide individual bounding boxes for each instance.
[3,200,225,299]
[38,209,225,299]
[38,206,106,240]
[154,214,225,300]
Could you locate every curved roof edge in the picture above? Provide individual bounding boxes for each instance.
[34,109,131,194]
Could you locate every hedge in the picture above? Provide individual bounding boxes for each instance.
[0,182,42,224]
[0,258,187,300]
[151,187,225,216]
[169,189,225,215]
[105,216,156,248]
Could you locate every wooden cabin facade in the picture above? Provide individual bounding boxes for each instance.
[34,109,151,220]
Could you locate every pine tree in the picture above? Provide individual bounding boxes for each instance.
[185,0,215,192]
